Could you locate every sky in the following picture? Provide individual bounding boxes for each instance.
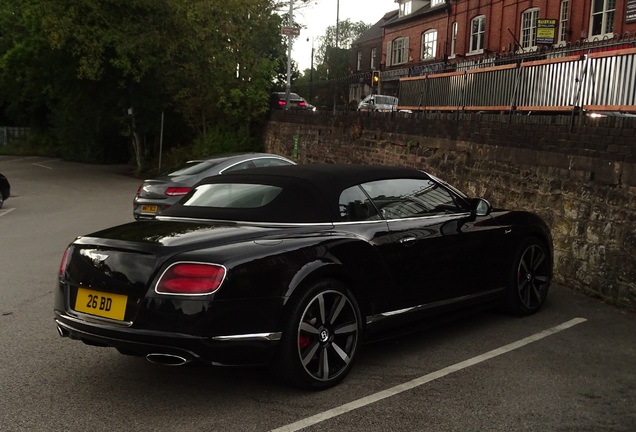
[290,0,398,71]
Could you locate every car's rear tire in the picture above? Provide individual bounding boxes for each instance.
[505,238,551,315]
[274,279,362,390]
[0,194,3,209]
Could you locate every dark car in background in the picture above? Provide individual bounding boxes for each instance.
[133,153,294,219]
[0,173,10,209]
[56,164,552,390]
[270,92,308,110]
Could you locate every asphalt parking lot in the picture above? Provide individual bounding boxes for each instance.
[1,156,635,432]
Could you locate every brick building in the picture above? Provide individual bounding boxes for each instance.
[352,0,636,96]
[349,10,398,106]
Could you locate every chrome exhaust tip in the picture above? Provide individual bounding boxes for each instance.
[57,325,69,338]
[146,353,191,367]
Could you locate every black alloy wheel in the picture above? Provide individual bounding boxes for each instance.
[275,279,361,390]
[506,239,551,315]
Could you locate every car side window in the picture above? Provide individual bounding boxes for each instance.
[339,186,379,222]
[224,161,256,172]
[252,158,293,168]
[361,178,467,219]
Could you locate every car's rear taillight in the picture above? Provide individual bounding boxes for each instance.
[59,247,71,278]
[164,187,191,196]
[155,263,226,295]
[135,185,142,198]
[299,101,307,108]
[277,100,286,107]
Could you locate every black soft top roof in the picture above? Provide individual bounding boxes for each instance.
[162,164,432,223]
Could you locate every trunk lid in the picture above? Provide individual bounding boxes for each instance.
[63,219,304,322]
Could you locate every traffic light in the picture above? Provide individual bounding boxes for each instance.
[372,70,380,87]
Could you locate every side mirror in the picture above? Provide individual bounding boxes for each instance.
[471,198,492,217]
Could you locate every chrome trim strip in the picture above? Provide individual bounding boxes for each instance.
[156,216,335,228]
[56,316,282,344]
[365,288,506,325]
[212,332,282,342]
[331,219,388,226]
[157,212,473,226]
[218,156,295,174]
[380,211,472,223]
[62,311,134,327]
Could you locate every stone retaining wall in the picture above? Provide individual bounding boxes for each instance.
[264,111,636,310]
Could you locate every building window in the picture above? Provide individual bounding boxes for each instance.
[399,1,412,17]
[421,30,437,60]
[371,47,377,69]
[450,22,457,58]
[430,0,444,6]
[521,8,539,50]
[388,37,409,66]
[470,16,485,54]
[558,1,569,44]
[590,0,615,39]
[356,51,362,71]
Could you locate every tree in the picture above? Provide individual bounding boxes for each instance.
[162,1,283,133]
[0,0,289,170]
[315,19,371,69]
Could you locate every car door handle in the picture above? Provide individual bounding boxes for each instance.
[399,236,417,245]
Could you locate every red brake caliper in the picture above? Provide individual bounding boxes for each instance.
[298,332,311,350]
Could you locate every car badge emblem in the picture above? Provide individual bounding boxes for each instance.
[80,249,109,266]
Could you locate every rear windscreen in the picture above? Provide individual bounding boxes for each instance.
[169,160,222,176]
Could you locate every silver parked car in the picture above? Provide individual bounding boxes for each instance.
[358,94,398,112]
[133,153,295,219]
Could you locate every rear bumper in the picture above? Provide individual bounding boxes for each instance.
[132,197,176,219]
[132,203,163,219]
[54,310,281,366]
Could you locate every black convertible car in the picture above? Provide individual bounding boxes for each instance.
[55,164,552,389]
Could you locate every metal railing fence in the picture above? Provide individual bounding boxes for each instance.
[398,34,636,114]
[0,127,29,147]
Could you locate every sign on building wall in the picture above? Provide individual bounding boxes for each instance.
[627,0,636,24]
[537,19,557,44]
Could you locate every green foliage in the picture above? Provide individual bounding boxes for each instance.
[0,0,287,166]
[0,131,57,157]
[324,46,351,79]
[140,123,264,178]
[292,68,314,101]
[315,19,371,67]
[192,125,262,158]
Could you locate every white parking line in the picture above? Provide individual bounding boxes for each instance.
[0,208,15,217]
[32,162,53,169]
[270,317,587,432]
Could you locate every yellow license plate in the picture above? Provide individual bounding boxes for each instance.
[141,205,158,213]
[74,288,127,321]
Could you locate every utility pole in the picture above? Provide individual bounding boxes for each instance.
[336,0,340,48]
[285,0,294,110]
[332,0,340,113]
[307,37,314,103]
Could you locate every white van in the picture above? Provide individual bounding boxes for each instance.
[357,95,398,112]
